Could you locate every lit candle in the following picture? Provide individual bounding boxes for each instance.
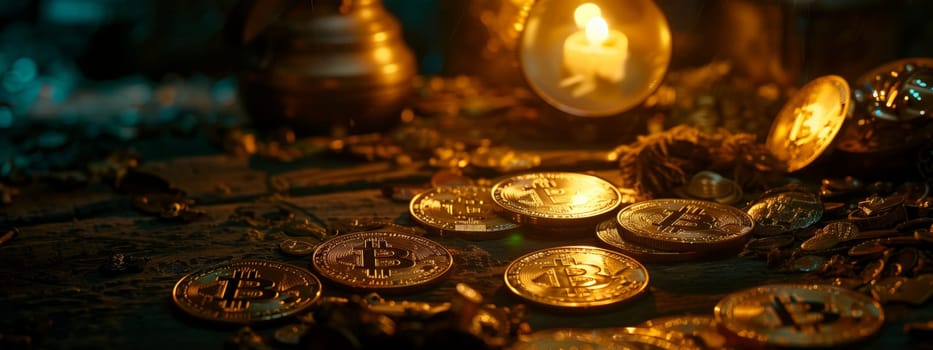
[560,3,629,97]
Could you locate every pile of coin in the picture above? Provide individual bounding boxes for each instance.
[514,283,885,349]
[408,171,629,238]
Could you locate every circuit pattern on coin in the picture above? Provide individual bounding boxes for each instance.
[172,259,322,324]
[491,172,622,224]
[409,185,518,237]
[616,199,754,252]
[714,284,884,348]
[312,231,453,291]
[504,246,648,308]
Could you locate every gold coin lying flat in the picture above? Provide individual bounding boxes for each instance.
[312,231,453,292]
[511,329,618,350]
[595,219,702,263]
[409,185,519,239]
[715,284,884,348]
[172,259,321,324]
[616,199,754,252]
[491,172,622,226]
[766,75,850,172]
[513,327,690,350]
[504,246,648,309]
[640,315,729,350]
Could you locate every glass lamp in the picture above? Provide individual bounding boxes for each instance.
[518,0,671,117]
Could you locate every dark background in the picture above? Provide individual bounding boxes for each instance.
[0,0,930,129]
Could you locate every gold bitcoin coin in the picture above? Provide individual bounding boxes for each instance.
[504,246,648,309]
[714,284,884,348]
[766,75,851,172]
[595,219,702,263]
[409,185,519,239]
[597,327,700,350]
[639,315,729,350]
[491,172,623,226]
[746,191,823,236]
[511,329,618,350]
[312,231,453,292]
[616,199,754,252]
[513,327,689,350]
[172,259,322,324]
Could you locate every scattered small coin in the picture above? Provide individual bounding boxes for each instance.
[279,238,317,256]
[673,171,743,204]
[0,228,17,246]
[789,255,828,272]
[745,235,795,252]
[746,191,823,236]
[273,323,309,345]
[870,274,933,305]
[801,221,859,251]
[99,252,150,275]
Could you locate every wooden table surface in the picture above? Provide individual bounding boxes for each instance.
[1,149,931,349]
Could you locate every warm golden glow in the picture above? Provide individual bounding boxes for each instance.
[573,2,602,29]
[585,16,609,46]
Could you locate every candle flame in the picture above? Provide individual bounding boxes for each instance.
[573,3,601,29]
[585,16,609,46]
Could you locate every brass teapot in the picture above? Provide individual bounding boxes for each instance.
[230,0,417,135]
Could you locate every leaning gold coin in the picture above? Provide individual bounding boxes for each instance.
[766,75,850,172]
[491,172,622,225]
[616,199,754,252]
[409,185,519,239]
[172,259,322,324]
[312,231,453,292]
[504,246,648,309]
[714,284,884,348]
[595,219,702,263]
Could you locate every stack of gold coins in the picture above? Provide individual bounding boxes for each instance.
[491,172,623,234]
[312,231,453,293]
[409,185,519,240]
[503,246,649,309]
[611,199,755,258]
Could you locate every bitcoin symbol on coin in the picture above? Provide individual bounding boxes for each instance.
[521,179,573,206]
[353,239,415,278]
[532,258,612,297]
[654,205,715,233]
[214,269,278,311]
[769,294,842,331]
